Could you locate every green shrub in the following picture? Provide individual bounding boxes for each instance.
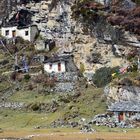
[24,74,31,82]
[28,103,40,111]
[92,67,113,87]
[132,0,140,5]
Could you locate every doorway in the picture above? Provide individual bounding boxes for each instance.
[12,30,16,37]
[58,62,61,71]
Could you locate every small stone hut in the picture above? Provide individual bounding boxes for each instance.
[108,101,140,122]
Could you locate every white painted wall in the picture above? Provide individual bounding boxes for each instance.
[1,26,17,39]
[18,27,31,41]
[44,61,66,73]
[1,25,38,42]
[95,0,109,5]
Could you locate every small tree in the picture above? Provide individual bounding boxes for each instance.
[24,74,31,82]
[93,67,112,87]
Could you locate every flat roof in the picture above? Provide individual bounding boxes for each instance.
[1,24,37,29]
[108,101,140,112]
[44,55,72,63]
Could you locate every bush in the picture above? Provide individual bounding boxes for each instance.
[119,78,133,86]
[15,36,25,44]
[92,67,112,87]
[10,72,17,81]
[33,74,48,83]
[24,74,31,81]
[80,63,85,74]
[46,79,56,88]
[87,53,102,64]
[28,103,41,111]
[126,49,138,61]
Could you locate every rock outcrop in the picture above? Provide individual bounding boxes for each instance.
[104,76,140,105]
[1,0,139,74]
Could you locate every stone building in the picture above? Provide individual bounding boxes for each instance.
[43,54,78,73]
[0,9,38,42]
[108,101,140,122]
[1,25,38,42]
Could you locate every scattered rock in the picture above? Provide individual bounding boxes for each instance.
[0,102,24,109]
[54,82,75,93]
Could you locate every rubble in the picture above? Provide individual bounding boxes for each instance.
[50,119,69,128]
[50,119,95,132]
[91,114,117,128]
[90,113,140,128]
[48,72,78,93]
[49,72,78,82]
[54,82,75,93]
[0,102,24,109]
[80,124,95,133]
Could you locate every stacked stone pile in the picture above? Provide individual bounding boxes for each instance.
[50,118,95,132]
[49,72,78,82]
[90,114,136,128]
[91,114,117,128]
[48,72,78,93]
[0,102,24,109]
[54,82,75,93]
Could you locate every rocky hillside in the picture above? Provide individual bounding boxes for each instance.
[0,0,139,72]
[105,73,140,104]
[20,0,140,74]
[0,0,140,131]
[0,0,17,22]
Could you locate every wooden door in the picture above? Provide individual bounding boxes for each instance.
[12,30,16,37]
[118,112,124,122]
[58,62,61,71]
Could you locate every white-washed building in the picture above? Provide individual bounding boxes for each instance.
[0,9,38,42]
[43,54,78,73]
[44,55,67,73]
[1,25,38,42]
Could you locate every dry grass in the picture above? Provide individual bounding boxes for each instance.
[0,131,140,140]
[33,132,140,140]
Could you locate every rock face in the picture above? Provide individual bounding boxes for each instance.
[104,75,140,108]
[54,82,75,93]
[0,0,17,21]
[49,72,78,93]
[1,0,140,74]
[105,85,140,104]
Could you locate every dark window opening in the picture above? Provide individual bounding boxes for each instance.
[5,30,9,36]
[49,64,52,69]
[25,31,29,36]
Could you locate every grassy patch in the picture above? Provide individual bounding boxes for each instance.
[0,86,107,130]
[0,109,61,130]
[0,81,12,91]
[8,91,56,103]
[8,86,107,118]
[73,87,106,117]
